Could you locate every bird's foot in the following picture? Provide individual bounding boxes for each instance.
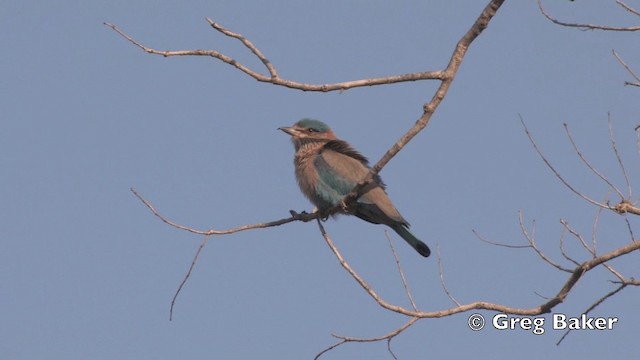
[289,209,316,222]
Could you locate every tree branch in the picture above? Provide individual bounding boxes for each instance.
[342,0,506,207]
[104,21,444,92]
[617,0,640,17]
[521,118,613,210]
[563,123,625,200]
[538,0,640,31]
[130,187,319,235]
[556,282,628,345]
[322,213,640,318]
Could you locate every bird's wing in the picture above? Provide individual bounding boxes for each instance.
[314,146,368,197]
[322,140,370,165]
[315,142,406,225]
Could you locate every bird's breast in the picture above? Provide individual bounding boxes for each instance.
[294,152,335,210]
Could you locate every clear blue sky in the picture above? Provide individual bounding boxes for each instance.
[2,1,639,358]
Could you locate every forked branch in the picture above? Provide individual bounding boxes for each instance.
[104,20,444,92]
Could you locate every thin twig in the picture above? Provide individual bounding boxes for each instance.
[437,244,461,306]
[521,118,611,210]
[314,339,347,360]
[591,199,604,254]
[562,215,625,281]
[612,50,639,80]
[617,0,640,18]
[131,187,316,235]
[316,317,419,360]
[387,338,398,360]
[590,202,625,282]
[604,263,626,283]
[385,230,418,310]
[315,219,418,317]
[170,235,210,320]
[556,283,628,345]
[560,219,594,255]
[472,229,531,249]
[607,114,633,198]
[613,50,640,87]
[624,217,636,242]
[205,18,278,78]
[520,212,573,273]
[538,0,640,31]
[558,231,581,267]
[332,317,419,343]
[533,291,551,300]
[563,123,624,200]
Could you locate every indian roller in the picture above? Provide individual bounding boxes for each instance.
[279,119,431,257]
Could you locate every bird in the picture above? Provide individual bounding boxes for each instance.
[279,118,430,257]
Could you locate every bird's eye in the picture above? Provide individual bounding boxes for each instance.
[307,128,318,133]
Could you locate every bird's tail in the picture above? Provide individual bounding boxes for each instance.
[391,224,431,257]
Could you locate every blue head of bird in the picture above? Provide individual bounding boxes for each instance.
[278,119,337,150]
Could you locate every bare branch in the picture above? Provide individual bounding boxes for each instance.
[336,0,507,207]
[472,229,531,249]
[205,18,277,78]
[387,338,399,360]
[560,219,594,256]
[558,231,581,267]
[314,339,347,360]
[437,244,462,307]
[315,219,418,317]
[624,217,636,242]
[563,211,625,282]
[557,283,628,345]
[563,123,625,200]
[607,115,633,199]
[315,317,419,360]
[520,212,573,273]
[521,118,612,210]
[588,204,625,282]
[604,263,626,284]
[538,0,640,31]
[637,126,640,159]
[616,0,640,17]
[537,240,640,313]
[332,317,419,344]
[385,230,418,310]
[591,199,603,254]
[612,50,640,87]
[322,204,640,319]
[130,187,318,235]
[170,235,210,321]
[104,21,444,92]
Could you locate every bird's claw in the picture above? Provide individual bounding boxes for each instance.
[289,210,303,217]
[289,209,318,222]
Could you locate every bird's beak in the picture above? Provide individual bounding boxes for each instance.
[278,126,296,136]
